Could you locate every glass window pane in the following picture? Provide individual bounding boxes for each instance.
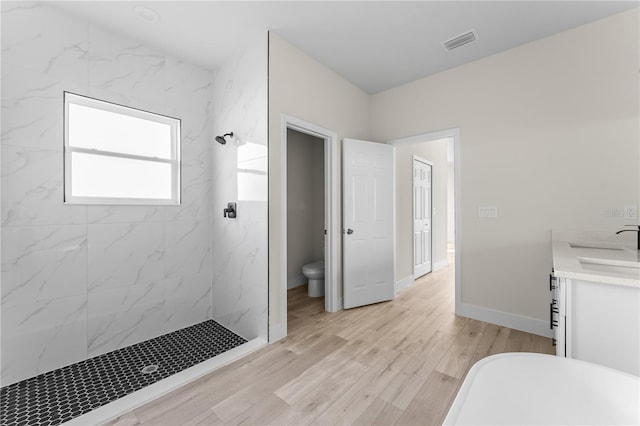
[68,103,172,159]
[71,152,172,200]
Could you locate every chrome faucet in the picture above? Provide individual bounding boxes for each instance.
[616,225,640,250]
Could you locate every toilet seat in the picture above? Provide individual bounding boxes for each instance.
[302,261,324,276]
[302,261,325,297]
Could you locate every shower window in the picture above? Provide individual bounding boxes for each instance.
[63,92,181,205]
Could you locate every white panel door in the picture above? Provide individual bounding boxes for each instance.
[343,138,395,309]
[414,157,432,278]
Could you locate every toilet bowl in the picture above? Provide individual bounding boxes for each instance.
[302,261,325,297]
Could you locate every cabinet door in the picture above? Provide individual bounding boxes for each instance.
[570,279,639,376]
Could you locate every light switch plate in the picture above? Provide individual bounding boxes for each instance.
[478,206,498,218]
[624,205,638,220]
[604,208,624,218]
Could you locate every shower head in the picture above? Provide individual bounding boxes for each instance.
[215,132,233,145]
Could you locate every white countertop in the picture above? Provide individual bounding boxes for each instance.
[552,230,639,288]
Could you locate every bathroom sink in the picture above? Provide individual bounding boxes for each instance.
[569,242,625,250]
[578,257,640,278]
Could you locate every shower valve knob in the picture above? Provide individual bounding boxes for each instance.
[223,202,237,218]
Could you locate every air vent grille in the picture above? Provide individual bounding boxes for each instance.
[443,30,478,51]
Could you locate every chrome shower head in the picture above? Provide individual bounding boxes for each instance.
[215,132,233,145]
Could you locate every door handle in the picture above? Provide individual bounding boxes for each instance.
[345,228,354,235]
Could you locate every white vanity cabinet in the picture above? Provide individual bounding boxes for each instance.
[550,231,640,376]
[551,275,640,376]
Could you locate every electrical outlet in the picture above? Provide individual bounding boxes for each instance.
[478,206,497,218]
[624,205,638,220]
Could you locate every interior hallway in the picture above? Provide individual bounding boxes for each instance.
[108,259,553,425]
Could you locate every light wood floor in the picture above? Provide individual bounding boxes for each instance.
[107,260,553,425]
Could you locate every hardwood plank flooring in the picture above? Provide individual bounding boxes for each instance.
[107,259,554,425]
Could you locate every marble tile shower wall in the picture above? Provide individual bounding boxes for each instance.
[1,3,215,386]
[210,38,269,341]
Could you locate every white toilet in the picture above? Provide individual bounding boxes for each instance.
[302,261,325,297]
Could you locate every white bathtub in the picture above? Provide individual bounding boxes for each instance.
[443,353,639,425]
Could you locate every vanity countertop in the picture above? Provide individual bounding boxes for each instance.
[552,230,640,288]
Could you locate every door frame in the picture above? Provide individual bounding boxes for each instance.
[281,115,340,326]
[387,128,462,316]
[412,155,433,279]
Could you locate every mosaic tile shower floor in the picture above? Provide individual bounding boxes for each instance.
[0,320,247,426]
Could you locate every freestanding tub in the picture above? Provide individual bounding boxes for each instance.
[443,352,639,425]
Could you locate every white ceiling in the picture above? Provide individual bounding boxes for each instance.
[51,1,638,94]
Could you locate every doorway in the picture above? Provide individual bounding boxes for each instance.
[388,129,460,312]
[280,116,339,337]
[286,129,325,312]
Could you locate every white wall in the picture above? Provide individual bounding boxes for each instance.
[1,2,215,385]
[394,139,449,282]
[210,36,269,341]
[287,129,324,285]
[371,9,639,333]
[268,33,371,338]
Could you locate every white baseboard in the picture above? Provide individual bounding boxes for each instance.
[287,274,307,289]
[66,338,267,426]
[395,275,415,295]
[457,302,553,338]
[433,259,449,271]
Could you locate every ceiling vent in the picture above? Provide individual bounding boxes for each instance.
[442,30,478,51]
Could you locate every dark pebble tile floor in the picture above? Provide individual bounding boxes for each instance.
[0,320,247,426]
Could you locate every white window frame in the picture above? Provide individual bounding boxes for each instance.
[63,92,181,205]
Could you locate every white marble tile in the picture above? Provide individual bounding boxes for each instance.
[211,201,268,340]
[88,25,165,110]
[87,205,164,224]
[1,295,87,386]
[165,166,211,222]
[87,282,164,357]
[179,112,212,169]
[210,40,268,147]
[0,2,88,80]
[213,304,268,342]
[87,221,164,292]
[164,273,211,334]
[1,66,84,150]
[211,142,239,203]
[165,219,211,279]
[1,225,87,306]
[1,145,87,227]
[164,217,211,333]
[164,217,211,332]
[0,1,228,385]
[165,58,214,116]
[209,37,269,341]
